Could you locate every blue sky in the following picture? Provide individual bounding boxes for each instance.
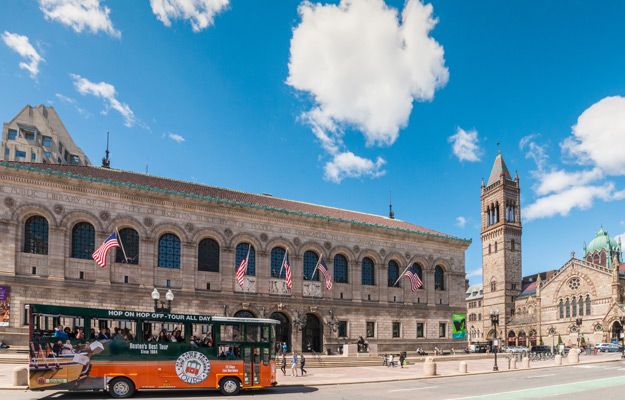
[2,0,625,286]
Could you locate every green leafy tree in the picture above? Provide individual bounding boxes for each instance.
[580,336,586,346]
[558,334,563,345]
[539,336,544,345]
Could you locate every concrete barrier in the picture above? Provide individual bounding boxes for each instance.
[12,366,27,386]
[521,357,530,369]
[423,356,436,376]
[567,350,580,364]
[459,361,467,373]
[554,354,562,365]
[510,358,517,369]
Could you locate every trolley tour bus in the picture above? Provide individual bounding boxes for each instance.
[28,304,279,397]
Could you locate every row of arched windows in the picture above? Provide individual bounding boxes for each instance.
[559,296,591,319]
[22,216,447,289]
[586,250,607,266]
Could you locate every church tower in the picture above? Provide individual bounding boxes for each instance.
[481,150,522,338]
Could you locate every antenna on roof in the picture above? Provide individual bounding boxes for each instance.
[389,191,395,219]
[497,142,501,155]
[101,132,110,169]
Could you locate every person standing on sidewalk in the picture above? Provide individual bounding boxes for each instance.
[399,352,405,368]
[388,353,395,367]
[382,353,388,366]
[300,353,307,376]
[290,352,298,376]
[281,354,287,375]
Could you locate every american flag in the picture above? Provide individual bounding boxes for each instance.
[236,246,251,287]
[92,232,120,268]
[282,252,293,289]
[318,257,332,290]
[404,266,423,292]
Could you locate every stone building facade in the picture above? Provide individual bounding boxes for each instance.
[0,161,471,351]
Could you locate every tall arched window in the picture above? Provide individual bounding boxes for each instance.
[71,222,95,259]
[362,257,374,286]
[559,299,564,319]
[270,247,286,278]
[115,228,139,264]
[235,243,255,276]
[234,310,255,318]
[158,233,181,269]
[600,251,606,265]
[565,298,570,318]
[198,238,219,272]
[585,295,591,316]
[334,254,348,283]
[490,280,497,292]
[435,266,445,290]
[24,215,48,255]
[412,263,424,289]
[578,296,584,316]
[586,254,592,262]
[593,253,599,264]
[388,260,400,287]
[303,250,319,281]
[572,297,577,317]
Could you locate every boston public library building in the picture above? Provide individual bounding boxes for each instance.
[0,116,471,352]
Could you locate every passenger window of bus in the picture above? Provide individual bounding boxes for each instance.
[260,326,270,343]
[190,323,214,347]
[246,325,260,342]
[218,344,241,359]
[143,321,186,343]
[108,320,137,341]
[220,323,243,342]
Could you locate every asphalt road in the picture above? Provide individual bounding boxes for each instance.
[4,360,625,399]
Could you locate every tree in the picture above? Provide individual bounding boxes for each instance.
[580,336,586,346]
[539,336,544,345]
[558,334,563,345]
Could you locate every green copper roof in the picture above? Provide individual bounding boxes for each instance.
[585,226,620,256]
[487,151,513,186]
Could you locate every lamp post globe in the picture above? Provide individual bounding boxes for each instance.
[151,288,160,300]
[166,289,174,301]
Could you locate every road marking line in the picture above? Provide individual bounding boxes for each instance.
[389,386,439,392]
[527,373,555,378]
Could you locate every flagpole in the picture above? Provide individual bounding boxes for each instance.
[393,263,412,287]
[278,248,288,278]
[115,227,128,263]
[310,253,322,280]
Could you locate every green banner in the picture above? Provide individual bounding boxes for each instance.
[452,313,466,339]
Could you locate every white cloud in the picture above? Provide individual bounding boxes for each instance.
[288,0,447,182]
[150,0,229,32]
[466,268,482,278]
[448,127,481,162]
[524,182,618,221]
[519,133,548,171]
[55,93,90,117]
[39,0,120,38]
[1,31,45,79]
[168,133,185,143]
[533,168,603,196]
[562,96,625,175]
[456,216,467,228]
[324,151,386,183]
[70,74,139,127]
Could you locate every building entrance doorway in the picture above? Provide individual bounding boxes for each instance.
[270,312,291,353]
[302,313,322,353]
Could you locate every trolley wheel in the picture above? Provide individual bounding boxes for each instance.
[219,377,241,396]
[108,377,136,398]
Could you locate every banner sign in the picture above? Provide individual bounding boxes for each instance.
[0,286,9,327]
[452,313,466,339]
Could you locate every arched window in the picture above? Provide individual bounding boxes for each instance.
[412,263,424,289]
[435,266,445,290]
[303,251,319,281]
[511,239,515,252]
[522,307,526,315]
[270,247,286,278]
[579,296,584,316]
[362,257,374,286]
[71,222,95,259]
[600,251,606,265]
[572,297,577,317]
[158,233,181,269]
[585,295,591,316]
[565,298,570,318]
[593,253,599,264]
[388,260,400,287]
[559,300,564,319]
[586,254,592,262]
[24,215,48,255]
[115,228,139,264]
[198,238,219,272]
[334,254,348,283]
[233,310,255,318]
[235,243,255,276]
[490,280,497,292]
[488,244,491,254]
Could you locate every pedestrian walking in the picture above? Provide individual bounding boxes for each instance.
[290,352,298,376]
[281,355,287,375]
[388,353,395,367]
[300,353,307,376]
[399,352,405,368]
[451,347,456,355]
[282,342,287,355]
[382,353,388,366]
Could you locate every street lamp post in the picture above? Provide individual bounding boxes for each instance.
[576,318,582,348]
[490,308,500,372]
[151,288,174,313]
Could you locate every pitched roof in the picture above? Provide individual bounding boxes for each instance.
[1,161,471,243]
[516,282,537,299]
[465,283,483,300]
[487,151,513,186]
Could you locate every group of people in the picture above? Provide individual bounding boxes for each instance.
[54,325,86,339]
[280,352,306,376]
[382,353,406,368]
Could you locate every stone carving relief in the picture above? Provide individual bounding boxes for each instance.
[324,241,332,250]
[303,281,322,297]
[185,223,195,233]
[234,277,257,293]
[269,279,292,295]
[143,217,153,227]
[99,211,110,221]
[293,238,301,246]
[53,204,64,215]
[3,197,15,208]
[405,252,411,260]
[353,245,360,253]
[224,228,233,238]
[379,248,386,257]
[260,233,268,242]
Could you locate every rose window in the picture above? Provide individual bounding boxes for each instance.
[568,277,581,291]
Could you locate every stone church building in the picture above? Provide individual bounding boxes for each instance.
[0,106,472,351]
[466,152,625,348]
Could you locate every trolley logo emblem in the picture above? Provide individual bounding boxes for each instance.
[175,351,210,384]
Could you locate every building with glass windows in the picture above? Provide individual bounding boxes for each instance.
[1,105,91,166]
[0,160,471,351]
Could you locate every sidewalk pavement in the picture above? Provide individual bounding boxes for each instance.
[0,353,621,390]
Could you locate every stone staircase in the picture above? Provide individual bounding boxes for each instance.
[0,347,29,364]
[288,353,494,368]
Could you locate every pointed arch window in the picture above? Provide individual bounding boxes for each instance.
[303,250,319,281]
[235,243,255,276]
[362,257,375,286]
[71,222,95,259]
[559,300,564,319]
[334,254,348,283]
[388,260,400,287]
[24,215,48,255]
[435,266,445,290]
[593,253,599,264]
[158,233,181,269]
[490,280,497,292]
[270,247,286,278]
[115,228,139,264]
[198,238,219,272]
[412,263,424,289]
[578,296,584,316]
[565,298,570,318]
[600,251,606,265]
[586,254,592,262]
[571,297,577,317]
[585,295,591,316]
